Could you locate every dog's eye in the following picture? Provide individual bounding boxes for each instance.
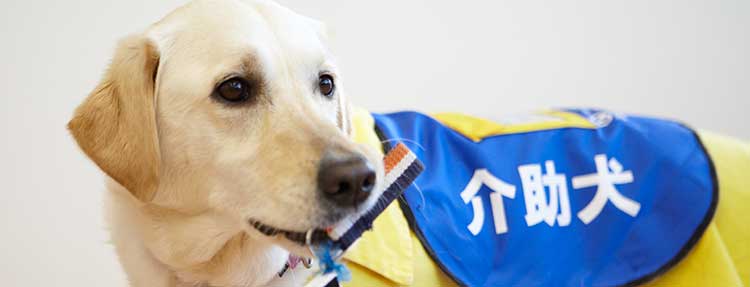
[318,74,335,98]
[217,77,251,102]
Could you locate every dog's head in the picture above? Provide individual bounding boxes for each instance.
[68,0,383,252]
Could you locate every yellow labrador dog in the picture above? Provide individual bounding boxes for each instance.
[69,0,384,285]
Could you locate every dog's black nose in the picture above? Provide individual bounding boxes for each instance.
[318,152,376,207]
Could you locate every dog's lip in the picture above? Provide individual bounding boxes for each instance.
[247,219,329,246]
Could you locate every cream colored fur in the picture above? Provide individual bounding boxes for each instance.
[68,0,384,286]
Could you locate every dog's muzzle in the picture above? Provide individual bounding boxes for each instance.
[317,150,377,208]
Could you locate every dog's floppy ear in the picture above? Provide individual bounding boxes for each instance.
[68,34,161,202]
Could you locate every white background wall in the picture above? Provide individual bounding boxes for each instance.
[0,0,747,286]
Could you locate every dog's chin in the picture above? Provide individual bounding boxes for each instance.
[242,227,314,257]
[242,202,373,258]
[243,217,335,258]
[274,236,316,258]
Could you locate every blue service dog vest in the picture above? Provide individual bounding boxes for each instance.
[372,109,717,287]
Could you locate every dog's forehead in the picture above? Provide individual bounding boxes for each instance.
[149,0,328,76]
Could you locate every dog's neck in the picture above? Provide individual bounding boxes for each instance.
[106,181,305,287]
[142,207,286,285]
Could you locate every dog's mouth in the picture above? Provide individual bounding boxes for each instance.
[248,219,330,246]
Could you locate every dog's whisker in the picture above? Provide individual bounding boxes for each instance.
[380,138,426,152]
[412,182,427,212]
